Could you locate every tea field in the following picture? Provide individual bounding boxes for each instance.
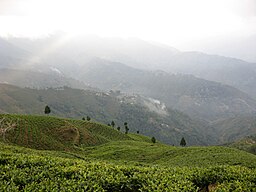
[0,114,256,191]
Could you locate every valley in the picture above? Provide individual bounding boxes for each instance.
[0,84,213,146]
[1,35,256,191]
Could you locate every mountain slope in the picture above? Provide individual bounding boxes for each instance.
[2,36,256,144]
[74,59,256,121]
[211,116,256,144]
[161,52,256,98]
[0,114,130,151]
[2,36,256,121]
[6,35,256,98]
[226,134,256,155]
[0,114,255,168]
[0,68,90,90]
[0,38,30,69]
[0,84,213,145]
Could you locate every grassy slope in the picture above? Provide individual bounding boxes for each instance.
[81,140,256,168]
[1,114,256,191]
[1,142,255,192]
[0,114,130,151]
[1,114,255,168]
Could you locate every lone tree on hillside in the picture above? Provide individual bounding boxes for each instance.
[151,136,156,143]
[180,137,186,147]
[44,105,51,115]
[117,126,121,131]
[124,122,129,134]
[111,120,115,128]
[86,116,91,121]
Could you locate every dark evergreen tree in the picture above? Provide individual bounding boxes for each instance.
[44,105,51,115]
[117,126,121,131]
[86,116,91,121]
[151,137,156,143]
[111,120,115,127]
[137,130,140,134]
[180,137,186,147]
[124,122,129,134]
[82,117,85,121]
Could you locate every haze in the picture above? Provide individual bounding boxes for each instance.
[0,0,256,62]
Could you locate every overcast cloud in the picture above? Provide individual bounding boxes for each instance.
[0,0,255,62]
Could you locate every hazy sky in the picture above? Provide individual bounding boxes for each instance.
[0,0,256,61]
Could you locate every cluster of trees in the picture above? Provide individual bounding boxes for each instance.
[82,116,91,121]
[149,136,186,146]
[106,121,129,134]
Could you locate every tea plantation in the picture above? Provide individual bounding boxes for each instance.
[0,114,256,191]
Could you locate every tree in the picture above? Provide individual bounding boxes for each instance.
[82,117,85,121]
[117,126,121,131]
[44,105,51,115]
[137,130,140,134]
[151,137,156,143]
[111,121,115,128]
[86,116,91,121]
[124,122,129,134]
[180,137,186,147]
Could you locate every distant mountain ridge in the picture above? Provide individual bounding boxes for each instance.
[72,59,256,121]
[0,68,91,90]
[2,35,256,97]
[5,35,256,98]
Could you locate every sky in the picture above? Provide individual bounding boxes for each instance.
[0,0,256,61]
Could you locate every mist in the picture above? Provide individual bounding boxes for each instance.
[0,0,255,62]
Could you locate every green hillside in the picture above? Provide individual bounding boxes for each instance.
[1,114,255,167]
[226,134,256,155]
[1,142,256,192]
[0,114,256,191]
[0,114,130,151]
[81,140,256,168]
[0,84,215,145]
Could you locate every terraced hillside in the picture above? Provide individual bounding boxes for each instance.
[0,114,255,166]
[0,114,256,191]
[0,114,130,151]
